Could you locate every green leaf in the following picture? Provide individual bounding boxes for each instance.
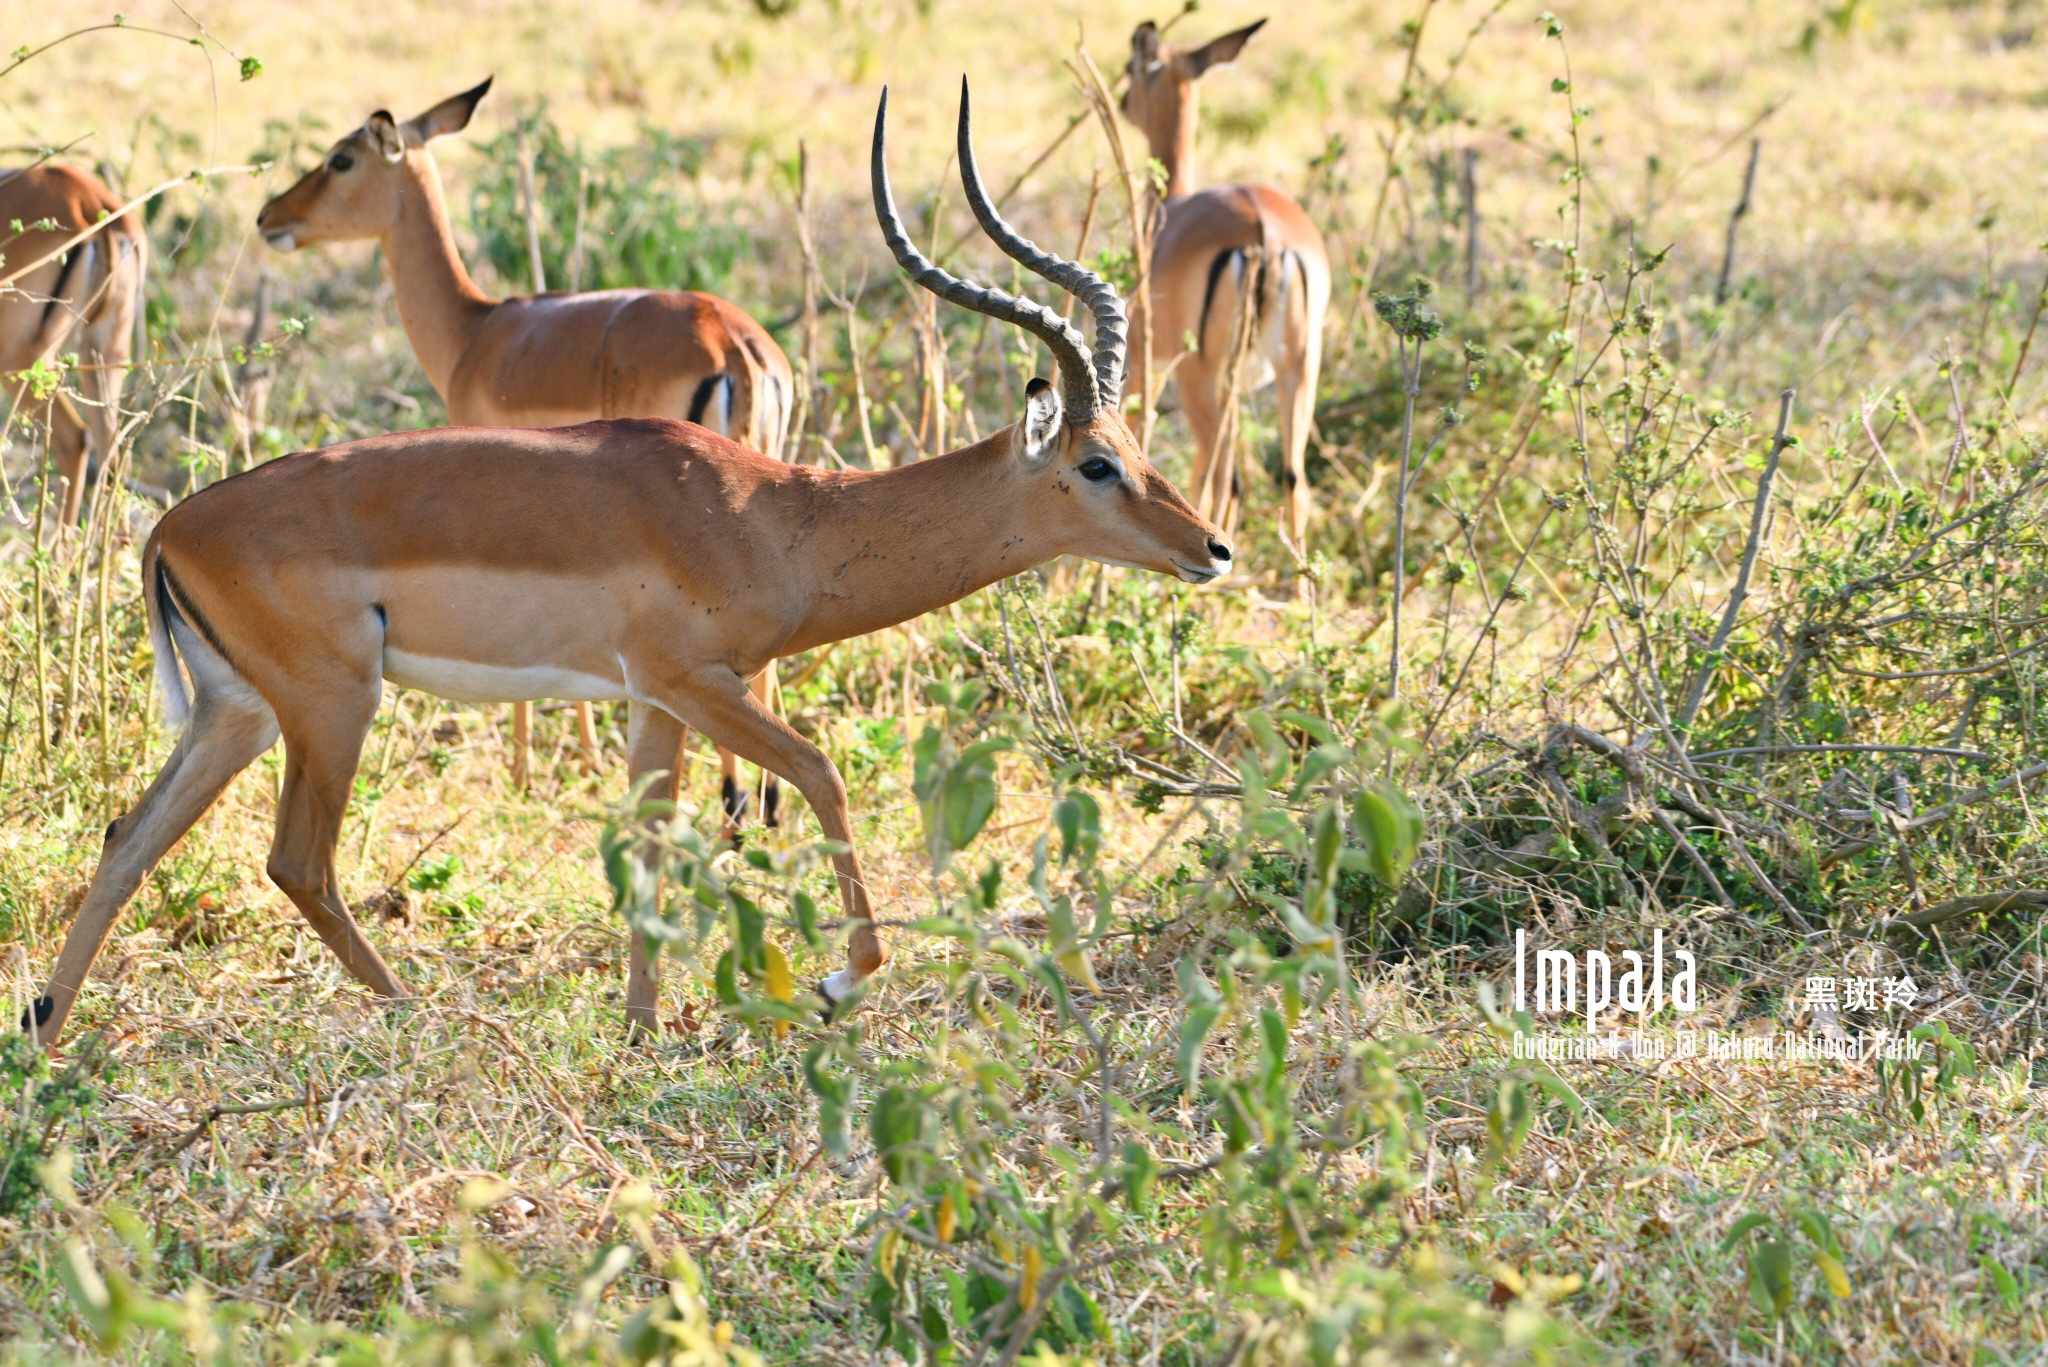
[55,1242,113,1347]
[905,915,980,939]
[1352,781,1424,886]
[1795,1209,1839,1256]
[732,892,766,977]
[1178,1003,1221,1094]
[1054,788,1102,867]
[793,889,821,948]
[1272,709,1339,746]
[1118,1142,1158,1215]
[802,1044,852,1157]
[1055,1280,1107,1344]
[239,55,263,81]
[1303,802,1343,922]
[919,1294,953,1362]
[869,1084,935,1188]
[713,948,740,1005]
[1289,742,1350,800]
[1484,1077,1533,1170]
[1721,1212,1774,1253]
[1257,1007,1288,1090]
[1982,1254,2021,1309]
[941,771,998,854]
[1748,1240,1794,1317]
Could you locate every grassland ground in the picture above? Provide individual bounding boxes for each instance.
[3,0,2048,1362]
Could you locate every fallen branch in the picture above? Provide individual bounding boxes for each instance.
[1689,743,1992,763]
[1823,759,2048,866]
[1889,888,2048,932]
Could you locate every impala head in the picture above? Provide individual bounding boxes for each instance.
[256,77,493,252]
[872,80,1232,585]
[1120,18,1266,186]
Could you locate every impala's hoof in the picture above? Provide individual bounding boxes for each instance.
[19,994,53,1035]
[721,775,749,825]
[817,969,865,1022]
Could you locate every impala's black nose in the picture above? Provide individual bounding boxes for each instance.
[1207,538,1233,562]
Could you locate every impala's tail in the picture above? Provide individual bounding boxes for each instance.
[145,543,192,729]
[26,238,97,362]
[725,335,793,463]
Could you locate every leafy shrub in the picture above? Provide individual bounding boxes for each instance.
[603,677,1569,1363]
[0,1032,111,1218]
[468,113,748,296]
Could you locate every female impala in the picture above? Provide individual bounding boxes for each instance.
[0,163,147,527]
[256,79,791,824]
[22,81,1232,1048]
[1122,18,1329,547]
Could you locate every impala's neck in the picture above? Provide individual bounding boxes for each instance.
[381,148,493,400]
[1151,90,1200,199]
[784,431,1062,653]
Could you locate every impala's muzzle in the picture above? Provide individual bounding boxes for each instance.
[1175,536,1234,585]
[255,193,305,253]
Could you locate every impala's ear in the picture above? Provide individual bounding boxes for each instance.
[1186,18,1266,77]
[364,111,405,164]
[403,76,492,146]
[1017,377,1063,465]
[1131,21,1162,66]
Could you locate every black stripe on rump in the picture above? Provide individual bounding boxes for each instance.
[157,558,239,676]
[688,373,729,426]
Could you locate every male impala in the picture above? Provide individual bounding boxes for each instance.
[21,81,1232,1048]
[256,79,791,823]
[0,164,146,527]
[1122,18,1328,547]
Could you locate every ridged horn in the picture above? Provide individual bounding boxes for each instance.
[956,76,1127,419]
[871,87,1100,423]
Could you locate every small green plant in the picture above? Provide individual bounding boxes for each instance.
[0,1032,111,1218]
[1721,1205,1852,1322]
[39,1167,764,1364]
[1225,1252,1589,1366]
[1876,1020,1977,1123]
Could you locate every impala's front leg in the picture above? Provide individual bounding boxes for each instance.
[640,663,882,1015]
[623,701,685,1040]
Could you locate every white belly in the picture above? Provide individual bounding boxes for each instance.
[382,648,624,704]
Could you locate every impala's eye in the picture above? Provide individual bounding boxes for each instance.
[1078,457,1117,483]
[330,151,355,173]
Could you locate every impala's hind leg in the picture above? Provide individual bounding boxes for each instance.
[757,662,782,829]
[639,664,882,1017]
[29,651,279,1044]
[1176,353,1228,528]
[265,684,403,1001]
[715,665,782,837]
[1273,252,1326,557]
[573,702,603,772]
[624,701,685,1040]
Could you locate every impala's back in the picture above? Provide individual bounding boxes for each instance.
[146,421,806,711]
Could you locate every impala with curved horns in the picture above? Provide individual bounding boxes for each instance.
[21,79,1231,1048]
[0,164,147,527]
[256,78,793,825]
[1122,18,1329,549]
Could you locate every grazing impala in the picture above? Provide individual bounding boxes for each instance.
[0,164,147,527]
[256,78,792,822]
[21,80,1231,1048]
[1122,18,1328,547]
